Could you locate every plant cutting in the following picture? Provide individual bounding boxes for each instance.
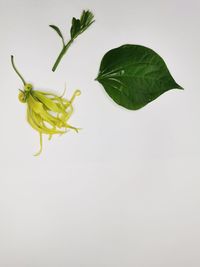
[50,10,95,72]
[11,55,81,156]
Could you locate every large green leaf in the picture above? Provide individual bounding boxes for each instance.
[96,44,183,110]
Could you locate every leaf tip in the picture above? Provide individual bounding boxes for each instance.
[176,84,184,90]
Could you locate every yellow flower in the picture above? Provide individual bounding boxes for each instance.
[11,56,80,156]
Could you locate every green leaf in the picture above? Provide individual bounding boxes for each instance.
[70,10,94,39]
[70,18,81,39]
[49,25,65,46]
[96,44,183,110]
[49,25,64,40]
[80,10,95,31]
[80,10,87,25]
[80,11,95,35]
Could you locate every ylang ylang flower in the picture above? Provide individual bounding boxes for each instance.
[11,55,81,156]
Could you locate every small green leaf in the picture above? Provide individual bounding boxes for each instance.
[96,44,183,110]
[49,25,64,45]
[49,25,63,39]
[80,10,87,25]
[70,18,81,39]
[80,10,95,33]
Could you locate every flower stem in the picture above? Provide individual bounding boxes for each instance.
[11,55,26,85]
[52,39,74,72]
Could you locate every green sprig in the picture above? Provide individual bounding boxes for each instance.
[50,10,95,72]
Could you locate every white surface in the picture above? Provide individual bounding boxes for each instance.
[0,0,200,266]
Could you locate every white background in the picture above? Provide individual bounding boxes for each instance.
[0,0,200,266]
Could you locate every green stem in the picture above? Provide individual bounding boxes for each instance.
[52,39,74,72]
[11,55,26,85]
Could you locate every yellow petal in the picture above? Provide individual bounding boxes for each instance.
[34,133,43,156]
[32,91,62,113]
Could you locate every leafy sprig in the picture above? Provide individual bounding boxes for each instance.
[50,10,95,72]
